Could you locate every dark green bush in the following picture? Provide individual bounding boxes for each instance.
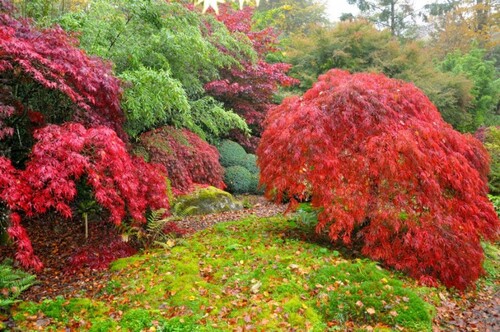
[218,141,261,194]
[224,166,253,194]
[242,154,259,174]
[250,173,263,194]
[218,140,247,168]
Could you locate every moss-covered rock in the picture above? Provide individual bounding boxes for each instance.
[172,186,243,216]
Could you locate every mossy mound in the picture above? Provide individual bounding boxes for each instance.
[172,186,243,216]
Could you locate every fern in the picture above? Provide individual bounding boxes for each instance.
[145,209,187,248]
[0,259,36,309]
[146,209,170,243]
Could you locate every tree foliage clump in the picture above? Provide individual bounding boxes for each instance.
[0,4,125,163]
[138,126,225,195]
[476,126,500,195]
[0,3,169,270]
[423,0,499,56]
[1,123,169,270]
[257,69,499,290]
[57,0,252,140]
[205,5,299,135]
[285,21,476,131]
[439,48,500,129]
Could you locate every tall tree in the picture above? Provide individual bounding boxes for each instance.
[254,0,329,35]
[423,0,499,55]
[284,21,475,131]
[347,0,416,37]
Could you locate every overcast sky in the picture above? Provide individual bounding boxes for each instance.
[326,0,437,21]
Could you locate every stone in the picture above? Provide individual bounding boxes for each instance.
[172,186,243,216]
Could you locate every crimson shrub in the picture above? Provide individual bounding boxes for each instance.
[138,126,224,195]
[257,69,499,290]
[204,5,298,136]
[0,123,169,270]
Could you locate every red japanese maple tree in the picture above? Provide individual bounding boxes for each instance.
[0,4,124,141]
[1,123,169,270]
[257,69,499,290]
[0,3,169,271]
[138,126,225,195]
[204,5,298,141]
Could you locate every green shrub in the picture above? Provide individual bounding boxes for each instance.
[489,195,500,217]
[242,154,259,174]
[0,259,36,310]
[218,141,261,194]
[224,166,253,194]
[119,67,191,137]
[249,173,262,194]
[484,127,500,195]
[218,140,247,168]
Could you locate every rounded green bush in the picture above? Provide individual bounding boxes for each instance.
[224,166,253,194]
[242,154,259,174]
[249,173,263,194]
[218,140,247,168]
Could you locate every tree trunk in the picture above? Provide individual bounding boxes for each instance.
[390,0,396,36]
[476,0,488,32]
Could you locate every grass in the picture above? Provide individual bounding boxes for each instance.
[11,216,440,331]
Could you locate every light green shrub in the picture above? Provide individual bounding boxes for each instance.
[485,127,500,195]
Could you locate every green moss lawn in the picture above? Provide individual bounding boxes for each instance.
[10,216,444,331]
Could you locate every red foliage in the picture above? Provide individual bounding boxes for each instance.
[0,123,169,271]
[257,69,499,290]
[66,239,137,273]
[0,6,125,138]
[204,5,298,130]
[138,126,225,195]
[162,221,190,237]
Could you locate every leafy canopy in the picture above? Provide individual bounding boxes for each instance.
[1,123,169,270]
[0,3,169,270]
[257,69,499,290]
[284,21,477,131]
[439,48,500,129]
[58,0,252,138]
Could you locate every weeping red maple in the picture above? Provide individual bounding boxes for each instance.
[138,126,225,195]
[0,123,169,271]
[0,2,169,271]
[257,69,499,290]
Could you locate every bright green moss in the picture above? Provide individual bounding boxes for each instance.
[11,216,437,331]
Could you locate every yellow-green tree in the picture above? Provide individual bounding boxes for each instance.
[285,21,475,131]
[425,0,499,56]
